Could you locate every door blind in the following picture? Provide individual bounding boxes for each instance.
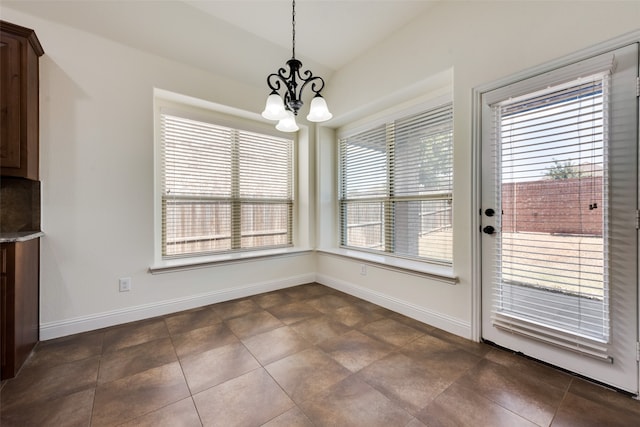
[339,104,453,263]
[160,113,293,258]
[492,72,610,349]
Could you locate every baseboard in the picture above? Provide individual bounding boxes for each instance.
[40,273,316,340]
[316,273,471,339]
[40,272,471,340]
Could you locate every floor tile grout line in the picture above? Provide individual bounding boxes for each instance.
[255,367,305,427]
[92,320,191,426]
[249,296,435,422]
[258,338,367,426]
[179,314,217,425]
[117,316,203,425]
[548,377,575,427]
[250,331,316,426]
[6,284,639,425]
[188,395,205,427]
[443,378,543,427]
[456,359,565,427]
[88,343,106,427]
[141,290,345,425]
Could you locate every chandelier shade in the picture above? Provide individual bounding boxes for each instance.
[307,95,333,122]
[261,92,288,121]
[261,0,332,132]
[276,110,300,132]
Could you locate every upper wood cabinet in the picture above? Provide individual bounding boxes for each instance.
[0,21,44,181]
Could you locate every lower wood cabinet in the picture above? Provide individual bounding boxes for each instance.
[1,237,39,379]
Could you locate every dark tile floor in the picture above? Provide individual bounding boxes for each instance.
[2,283,639,426]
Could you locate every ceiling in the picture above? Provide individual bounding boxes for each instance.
[3,1,438,87]
[183,1,438,71]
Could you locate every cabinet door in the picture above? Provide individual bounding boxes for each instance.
[0,240,39,380]
[14,238,39,366]
[0,33,22,169]
[1,272,5,379]
[0,243,15,379]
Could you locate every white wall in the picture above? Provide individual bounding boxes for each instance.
[1,8,317,339]
[319,1,640,339]
[3,2,639,341]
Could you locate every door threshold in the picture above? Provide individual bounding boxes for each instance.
[482,339,638,399]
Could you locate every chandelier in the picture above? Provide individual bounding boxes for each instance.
[261,0,332,132]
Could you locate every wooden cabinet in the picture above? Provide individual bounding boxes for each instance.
[0,20,43,380]
[1,238,39,379]
[0,21,44,181]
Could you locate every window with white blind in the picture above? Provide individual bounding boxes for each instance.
[160,112,294,259]
[339,103,453,264]
[493,73,610,342]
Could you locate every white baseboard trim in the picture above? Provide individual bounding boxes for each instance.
[40,273,316,340]
[316,273,471,339]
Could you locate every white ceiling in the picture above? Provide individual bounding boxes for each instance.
[184,1,438,71]
[3,0,438,87]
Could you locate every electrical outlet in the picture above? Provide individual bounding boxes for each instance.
[360,264,367,276]
[119,277,131,292]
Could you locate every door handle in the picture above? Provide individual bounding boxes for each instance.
[484,208,495,217]
[483,226,495,235]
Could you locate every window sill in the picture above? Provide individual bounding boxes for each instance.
[317,248,458,284]
[149,247,313,274]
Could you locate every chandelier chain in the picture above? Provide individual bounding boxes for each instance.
[291,0,296,59]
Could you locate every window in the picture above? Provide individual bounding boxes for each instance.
[494,73,609,341]
[159,111,294,259]
[338,103,453,264]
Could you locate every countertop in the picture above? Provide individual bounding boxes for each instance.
[0,231,44,243]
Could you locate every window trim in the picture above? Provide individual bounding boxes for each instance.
[151,89,309,270]
[149,247,313,274]
[337,96,454,266]
[317,247,457,284]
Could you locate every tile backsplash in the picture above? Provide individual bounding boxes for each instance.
[0,177,41,232]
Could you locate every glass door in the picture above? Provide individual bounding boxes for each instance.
[480,44,638,393]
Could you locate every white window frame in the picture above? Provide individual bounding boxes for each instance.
[150,89,311,273]
[334,95,455,275]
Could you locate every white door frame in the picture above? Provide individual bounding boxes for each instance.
[471,29,640,388]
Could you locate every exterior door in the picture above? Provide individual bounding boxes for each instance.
[480,44,639,393]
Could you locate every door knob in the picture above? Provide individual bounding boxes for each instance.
[483,226,495,235]
[485,208,495,217]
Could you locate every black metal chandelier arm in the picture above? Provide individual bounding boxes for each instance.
[265,72,288,93]
[267,72,299,99]
[299,74,326,96]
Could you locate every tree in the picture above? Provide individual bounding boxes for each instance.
[545,159,581,180]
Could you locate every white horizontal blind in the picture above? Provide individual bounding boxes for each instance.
[339,125,388,252]
[161,113,293,258]
[237,129,293,250]
[339,104,453,263]
[492,72,610,346]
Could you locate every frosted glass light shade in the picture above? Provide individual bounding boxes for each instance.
[276,110,299,132]
[306,95,333,122]
[262,93,288,121]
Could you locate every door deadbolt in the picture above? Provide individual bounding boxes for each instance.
[482,226,495,235]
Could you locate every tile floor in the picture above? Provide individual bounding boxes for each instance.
[1,283,639,426]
